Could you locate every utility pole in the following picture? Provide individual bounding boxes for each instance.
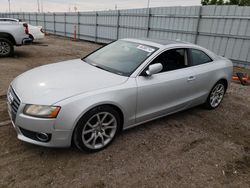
[147,0,150,10]
[37,0,40,13]
[74,5,77,12]
[68,4,71,12]
[8,0,10,12]
[41,0,44,13]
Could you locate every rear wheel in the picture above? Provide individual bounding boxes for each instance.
[0,38,14,57]
[73,105,121,152]
[29,34,34,43]
[204,81,226,109]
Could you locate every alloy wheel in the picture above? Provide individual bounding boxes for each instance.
[81,112,117,150]
[0,41,11,55]
[210,83,225,108]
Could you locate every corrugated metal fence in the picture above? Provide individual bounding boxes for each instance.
[1,5,250,67]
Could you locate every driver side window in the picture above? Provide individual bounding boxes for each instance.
[145,48,189,74]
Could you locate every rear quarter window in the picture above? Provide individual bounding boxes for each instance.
[190,49,212,66]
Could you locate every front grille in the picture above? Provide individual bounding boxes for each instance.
[7,87,21,121]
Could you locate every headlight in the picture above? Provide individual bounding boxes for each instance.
[23,105,61,118]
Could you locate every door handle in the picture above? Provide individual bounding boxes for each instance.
[187,76,196,81]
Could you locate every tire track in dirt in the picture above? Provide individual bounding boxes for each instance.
[0,120,11,127]
[0,96,9,122]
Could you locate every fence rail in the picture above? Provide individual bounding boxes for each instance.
[1,5,250,67]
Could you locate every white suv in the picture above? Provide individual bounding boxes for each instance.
[0,18,32,57]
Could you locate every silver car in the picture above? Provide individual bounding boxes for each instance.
[7,39,233,152]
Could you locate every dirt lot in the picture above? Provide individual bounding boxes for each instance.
[0,36,250,188]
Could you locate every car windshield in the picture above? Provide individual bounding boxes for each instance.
[83,40,158,76]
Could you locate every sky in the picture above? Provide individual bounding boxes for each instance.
[0,0,201,12]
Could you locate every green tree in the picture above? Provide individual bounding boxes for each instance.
[201,0,210,5]
[239,0,250,6]
[229,0,240,4]
[217,0,224,4]
[209,0,218,4]
[201,0,250,5]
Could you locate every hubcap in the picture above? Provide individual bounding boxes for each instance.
[0,41,11,55]
[82,112,117,149]
[210,83,225,108]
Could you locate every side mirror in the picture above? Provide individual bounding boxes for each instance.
[145,63,163,76]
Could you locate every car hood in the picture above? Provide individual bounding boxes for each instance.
[12,59,128,104]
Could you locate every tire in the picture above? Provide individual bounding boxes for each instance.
[73,105,121,152]
[29,34,34,43]
[204,81,226,109]
[0,38,14,57]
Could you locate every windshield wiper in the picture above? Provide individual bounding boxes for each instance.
[90,63,111,72]
[84,59,125,76]
[95,65,108,71]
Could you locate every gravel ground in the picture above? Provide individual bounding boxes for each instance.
[0,36,249,188]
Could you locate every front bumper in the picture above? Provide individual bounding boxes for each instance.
[10,119,72,148]
[7,88,72,148]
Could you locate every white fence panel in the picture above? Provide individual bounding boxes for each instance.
[1,5,250,66]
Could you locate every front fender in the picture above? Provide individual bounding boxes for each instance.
[54,78,137,131]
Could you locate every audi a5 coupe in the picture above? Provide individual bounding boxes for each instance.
[7,38,233,152]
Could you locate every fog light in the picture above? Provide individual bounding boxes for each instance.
[36,132,49,142]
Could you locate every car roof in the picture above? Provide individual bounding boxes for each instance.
[140,38,189,45]
[122,38,218,60]
[122,38,192,48]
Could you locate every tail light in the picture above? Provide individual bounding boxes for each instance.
[23,23,29,34]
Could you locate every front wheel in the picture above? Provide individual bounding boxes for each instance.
[204,81,226,109]
[73,106,121,152]
[0,38,14,57]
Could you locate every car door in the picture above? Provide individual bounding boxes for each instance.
[136,48,196,123]
[186,48,216,106]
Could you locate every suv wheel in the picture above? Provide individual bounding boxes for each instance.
[0,38,14,57]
